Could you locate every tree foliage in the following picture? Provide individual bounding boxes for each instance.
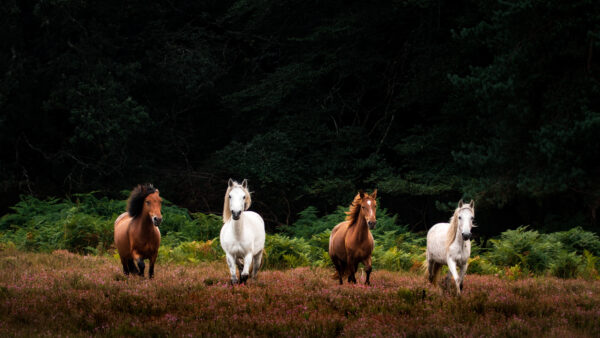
[0,0,598,235]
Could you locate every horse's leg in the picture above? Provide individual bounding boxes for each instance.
[121,258,130,275]
[225,253,238,284]
[447,258,461,295]
[251,251,263,278]
[427,261,438,284]
[331,257,344,285]
[347,260,357,284]
[126,258,137,275]
[363,256,373,285]
[240,252,253,284]
[148,252,158,279]
[458,262,468,291]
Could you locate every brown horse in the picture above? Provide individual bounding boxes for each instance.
[114,184,163,278]
[329,190,377,285]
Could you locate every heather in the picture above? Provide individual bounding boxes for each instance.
[0,247,598,337]
[1,195,599,279]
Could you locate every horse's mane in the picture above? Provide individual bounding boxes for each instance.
[345,191,376,225]
[222,181,252,224]
[127,183,157,218]
[446,205,474,250]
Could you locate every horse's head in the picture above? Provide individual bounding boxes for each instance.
[144,190,163,227]
[127,183,163,226]
[359,189,378,230]
[456,199,475,240]
[227,178,251,221]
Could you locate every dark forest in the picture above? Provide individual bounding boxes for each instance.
[2,0,599,237]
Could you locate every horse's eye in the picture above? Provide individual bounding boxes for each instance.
[242,196,245,199]
[458,216,462,220]
[146,201,150,205]
[471,217,474,220]
[229,196,231,199]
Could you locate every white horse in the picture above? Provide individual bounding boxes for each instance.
[425,200,475,295]
[220,178,265,284]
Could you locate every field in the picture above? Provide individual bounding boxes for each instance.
[0,248,599,337]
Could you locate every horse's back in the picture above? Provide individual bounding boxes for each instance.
[426,222,449,263]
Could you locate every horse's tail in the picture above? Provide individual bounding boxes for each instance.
[259,249,266,270]
[422,249,429,275]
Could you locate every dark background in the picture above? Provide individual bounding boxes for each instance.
[1,0,599,237]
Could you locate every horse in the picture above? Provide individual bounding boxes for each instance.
[114,183,163,278]
[220,178,265,284]
[425,199,475,295]
[329,190,377,285]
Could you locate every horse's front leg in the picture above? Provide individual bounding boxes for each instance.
[446,258,461,295]
[148,252,158,279]
[347,260,357,284]
[240,252,253,284]
[133,251,145,277]
[225,253,238,284]
[363,256,373,285]
[458,262,468,291]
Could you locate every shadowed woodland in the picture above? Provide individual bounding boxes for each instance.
[1,0,599,237]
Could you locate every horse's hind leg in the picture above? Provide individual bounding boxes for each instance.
[251,251,263,278]
[330,257,345,285]
[121,259,131,275]
[427,261,439,285]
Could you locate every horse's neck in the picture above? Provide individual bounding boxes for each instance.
[352,214,369,241]
[131,213,153,235]
[232,214,244,239]
[449,224,464,251]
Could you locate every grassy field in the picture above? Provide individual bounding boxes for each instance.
[0,248,599,337]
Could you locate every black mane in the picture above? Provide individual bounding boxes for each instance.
[127,183,157,217]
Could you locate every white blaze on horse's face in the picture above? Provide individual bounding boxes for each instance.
[229,187,246,221]
[457,208,474,241]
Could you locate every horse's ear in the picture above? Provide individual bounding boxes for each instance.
[371,189,377,199]
[228,178,234,188]
[359,190,365,199]
[458,199,464,208]
[155,189,159,195]
[241,179,248,189]
[469,200,475,209]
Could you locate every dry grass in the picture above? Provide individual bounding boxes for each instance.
[0,247,599,337]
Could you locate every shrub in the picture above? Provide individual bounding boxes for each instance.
[550,251,583,279]
[264,234,311,269]
[487,226,559,274]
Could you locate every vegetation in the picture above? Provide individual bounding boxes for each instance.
[1,195,599,280]
[0,248,599,336]
[1,0,599,236]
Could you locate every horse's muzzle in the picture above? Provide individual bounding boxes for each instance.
[368,220,377,230]
[152,216,163,227]
[462,232,472,241]
[232,211,241,220]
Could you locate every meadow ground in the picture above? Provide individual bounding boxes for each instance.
[0,248,598,337]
